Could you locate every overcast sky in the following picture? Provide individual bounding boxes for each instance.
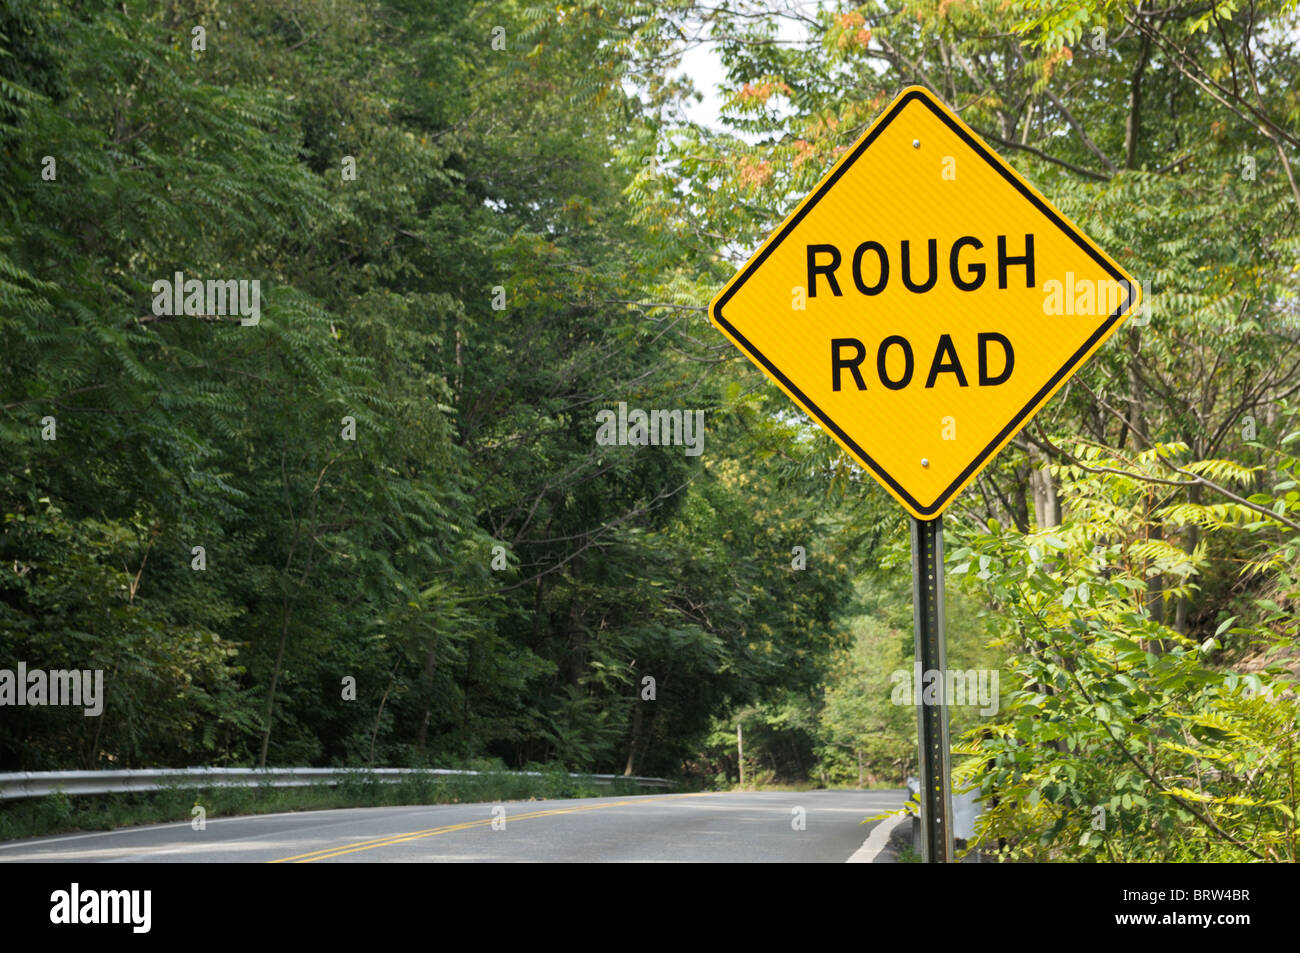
[669,3,823,132]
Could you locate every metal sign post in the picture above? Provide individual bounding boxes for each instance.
[911,516,953,863]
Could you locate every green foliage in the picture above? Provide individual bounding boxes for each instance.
[948,435,1300,861]
[0,0,856,785]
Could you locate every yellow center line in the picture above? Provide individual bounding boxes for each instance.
[268,792,715,863]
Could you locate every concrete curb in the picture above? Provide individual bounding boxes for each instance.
[845,812,908,863]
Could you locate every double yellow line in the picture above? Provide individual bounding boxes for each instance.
[269,793,709,863]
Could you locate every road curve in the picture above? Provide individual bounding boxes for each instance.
[0,789,904,863]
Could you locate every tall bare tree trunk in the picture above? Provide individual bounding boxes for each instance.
[1125,28,1151,170]
[1027,446,1068,753]
[1174,484,1203,635]
[1029,445,1061,529]
[414,643,439,752]
[737,723,744,788]
[623,699,643,776]
[258,610,290,768]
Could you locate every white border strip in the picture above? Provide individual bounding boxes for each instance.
[846,813,908,863]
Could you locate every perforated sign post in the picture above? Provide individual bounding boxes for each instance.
[709,86,1140,862]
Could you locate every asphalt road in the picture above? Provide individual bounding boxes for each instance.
[0,789,904,863]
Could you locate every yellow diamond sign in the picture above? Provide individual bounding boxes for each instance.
[710,86,1141,519]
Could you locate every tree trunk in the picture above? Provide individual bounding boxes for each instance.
[258,612,290,768]
[1125,30,1151,170]
[1029,446,1061,529]
[414,643,439,752]
[623,698,643,776]
[737,723,744,788]
[1025,457,1068,753]
[1174,484,1203,635]
[1011,465,1032,533]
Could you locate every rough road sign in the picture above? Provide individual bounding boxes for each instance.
[709,85,1141,519]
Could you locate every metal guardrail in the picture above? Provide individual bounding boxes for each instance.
[906,776,983,858]
[0,767,673,801]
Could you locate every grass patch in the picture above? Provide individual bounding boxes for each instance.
[0,769,672,842]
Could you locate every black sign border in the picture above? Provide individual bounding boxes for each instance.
[711,87,1135,518]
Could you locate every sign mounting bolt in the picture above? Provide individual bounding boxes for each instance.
[913,139,921,149]
[921,458,930,467]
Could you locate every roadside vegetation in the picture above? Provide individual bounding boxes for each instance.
[1,0,1296,860]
